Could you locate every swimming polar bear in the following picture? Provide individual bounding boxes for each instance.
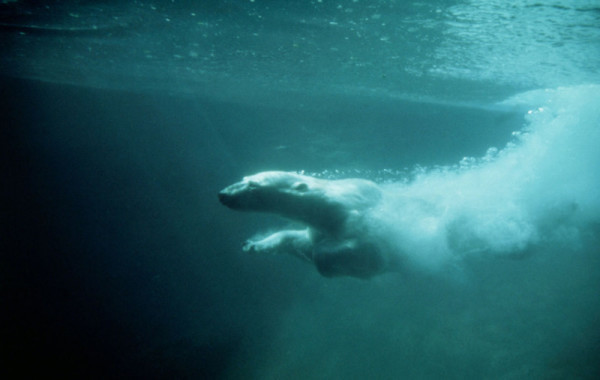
[218,171,401,278]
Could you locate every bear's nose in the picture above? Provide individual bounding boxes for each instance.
[218,191,239,208]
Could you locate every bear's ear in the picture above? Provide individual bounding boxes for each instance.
[292,182,309,192]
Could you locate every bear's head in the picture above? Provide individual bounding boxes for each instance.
[218,171,323,213]
[218,171,381,234]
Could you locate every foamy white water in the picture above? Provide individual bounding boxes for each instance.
[374,85,600,270]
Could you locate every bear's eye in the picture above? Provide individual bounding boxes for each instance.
[247,181,260,189]
[293,182,309,192]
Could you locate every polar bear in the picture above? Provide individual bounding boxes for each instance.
[218,171,400,278]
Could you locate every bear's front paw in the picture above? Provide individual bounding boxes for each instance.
[243,238,280,255]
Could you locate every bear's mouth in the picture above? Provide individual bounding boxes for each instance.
[218,191,238,208]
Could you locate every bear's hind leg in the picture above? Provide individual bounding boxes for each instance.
[244,229,313,262]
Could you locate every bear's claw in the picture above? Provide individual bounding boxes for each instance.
[242,240,255,253]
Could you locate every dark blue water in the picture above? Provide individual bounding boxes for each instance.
[2,1,600,379]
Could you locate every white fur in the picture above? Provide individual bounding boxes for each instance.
[219,171,396,278]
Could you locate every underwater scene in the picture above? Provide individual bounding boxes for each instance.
[2,0,599,378]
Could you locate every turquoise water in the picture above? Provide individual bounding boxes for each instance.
[1,1,599,378]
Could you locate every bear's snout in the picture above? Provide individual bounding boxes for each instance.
[218,180,255,209]
[218,188,249,210]
[218,191,234,207]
